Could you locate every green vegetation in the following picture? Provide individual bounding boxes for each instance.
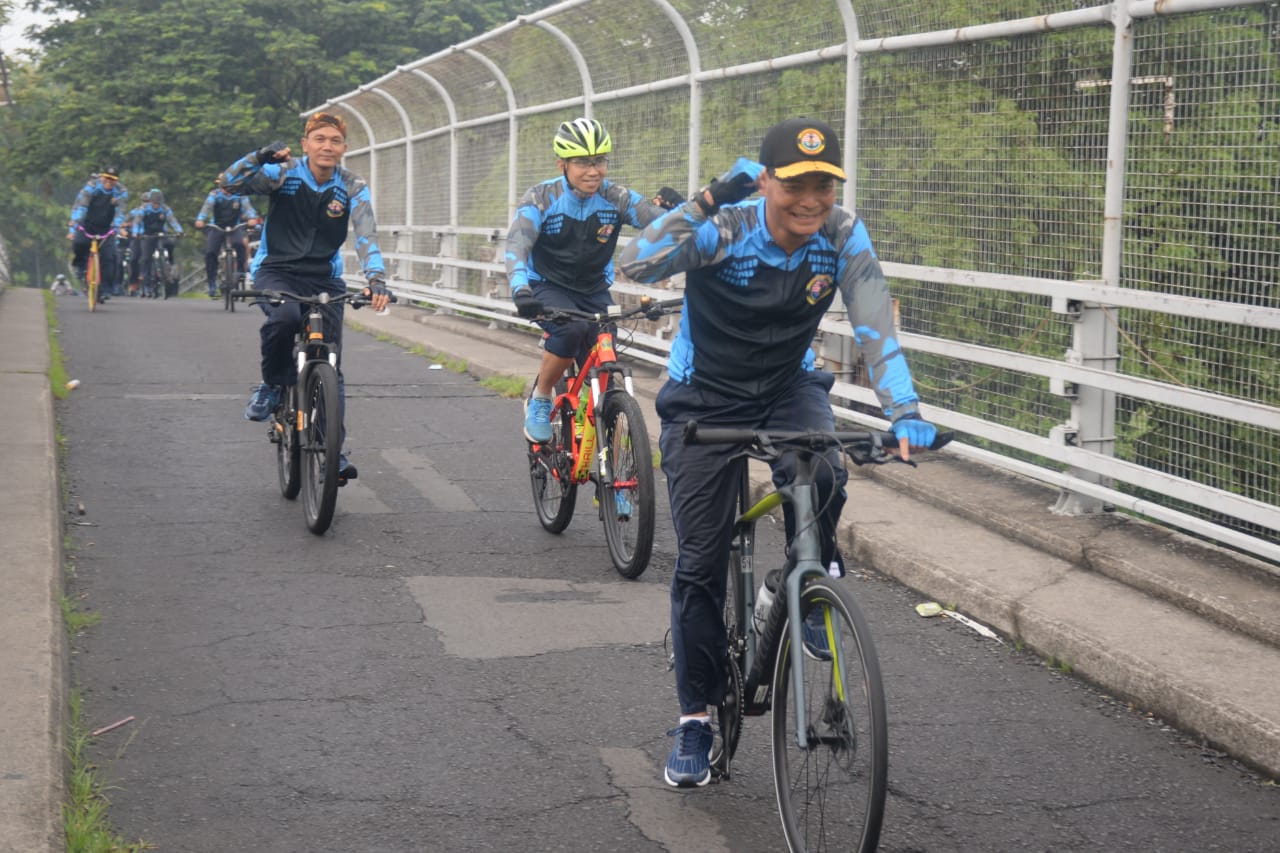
[480,373,529,398]
[43,292,70,399]
[63,691,151,853]
[0,0,538,288]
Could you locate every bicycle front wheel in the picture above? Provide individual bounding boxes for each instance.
[275,387,301,500]
[301,364,342,534]
[221,250,236,312]
[598,391,655,579]
[771,578,888,853]
[86,253,99,312]
[529,394,577,533]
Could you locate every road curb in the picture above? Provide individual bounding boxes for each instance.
[0,287,67,853]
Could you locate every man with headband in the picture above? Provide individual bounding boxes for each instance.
[219,111,390,484]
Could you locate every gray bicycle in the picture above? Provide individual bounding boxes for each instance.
[684,421,951,853]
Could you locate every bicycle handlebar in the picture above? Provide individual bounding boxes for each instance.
[75,225,116,240]
[229,287,399,309]
[203,223,248,232]
[682,420,954,465]
[536,294,684,324]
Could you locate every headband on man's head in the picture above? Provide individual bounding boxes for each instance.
[304,112,347,138]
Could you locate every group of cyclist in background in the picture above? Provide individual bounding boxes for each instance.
[64,167,259,300]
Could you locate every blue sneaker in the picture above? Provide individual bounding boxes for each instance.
[802,607,834,661]
[524,395,553,443]
[337,453,358,484]
[614,490,632,520]
[664,719,713,787]
[244,383,281,422]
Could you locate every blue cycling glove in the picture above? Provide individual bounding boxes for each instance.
[891,412,938,449]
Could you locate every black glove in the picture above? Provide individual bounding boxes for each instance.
[366,276,389,297]
[255,141,289,164]
[512,288,543,319]
[654,187,686,210]
[696,157,764,215]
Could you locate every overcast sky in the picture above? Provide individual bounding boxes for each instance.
[1,6,55,56]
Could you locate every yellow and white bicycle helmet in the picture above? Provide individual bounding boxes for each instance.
[553,118,613,159]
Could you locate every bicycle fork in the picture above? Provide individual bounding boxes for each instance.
[751,465,849,750]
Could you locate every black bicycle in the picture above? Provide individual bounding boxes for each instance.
[684,421,951,853]
[231,287,394,534]
[207,223,247,312]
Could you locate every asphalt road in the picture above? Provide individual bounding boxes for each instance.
[56,295,1277,852]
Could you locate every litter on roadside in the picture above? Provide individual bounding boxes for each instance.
[90,715,135,737]
[915,601,1004,644]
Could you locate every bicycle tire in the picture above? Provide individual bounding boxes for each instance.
[275,386,302,500]
[711,464,753,777]
[529,394,577,532]
[301,364,342,534]
[86,252,99,312]
[222,250,237,312]
[771,578,887,853]
[598,391,655,578]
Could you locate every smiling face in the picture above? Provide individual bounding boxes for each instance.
[301,127,347,178]
[558,155,608,196]
[757,168,838,253]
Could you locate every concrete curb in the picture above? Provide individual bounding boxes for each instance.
[0,287,67,853]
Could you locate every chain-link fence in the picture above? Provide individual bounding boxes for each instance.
[312,0,1280,564]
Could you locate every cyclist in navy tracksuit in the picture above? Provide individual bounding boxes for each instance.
[620,117,939,788]
[67,166,129,299]
[219,111,389,482]
[195,185,259,297]
[505,117,683,444]
[133,190,185,298]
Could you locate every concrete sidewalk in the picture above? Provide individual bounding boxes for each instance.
[350,302,1280,780]
[0,286,66,853]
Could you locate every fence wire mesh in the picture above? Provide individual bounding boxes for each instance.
[311,0,1280,559]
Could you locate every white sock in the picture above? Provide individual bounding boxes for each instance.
[679,714,710,726]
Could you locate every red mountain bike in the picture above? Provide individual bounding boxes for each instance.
[527,295,683,578]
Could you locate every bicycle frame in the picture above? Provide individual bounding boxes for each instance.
[734,453,847,751]
[78,226,115,310]
[554,327,636,485]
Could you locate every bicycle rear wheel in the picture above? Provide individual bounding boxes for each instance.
[529,394,577,532]
[86,253,99,312]
[274,387,301,500]
[301,364,342,534]
[598,391,655,579]
[771,578,887,853]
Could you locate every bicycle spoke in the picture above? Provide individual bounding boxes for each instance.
[772,581,886,853]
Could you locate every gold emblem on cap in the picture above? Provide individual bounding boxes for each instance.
[797,128,826,156]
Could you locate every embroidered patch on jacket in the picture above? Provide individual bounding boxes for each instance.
[596,223,615,243]
[326,199,346,218]
[805,274,834,305]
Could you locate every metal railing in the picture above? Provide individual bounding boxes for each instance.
[318,0,1280,564]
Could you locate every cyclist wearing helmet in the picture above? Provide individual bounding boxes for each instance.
[133,188,184,298]
[67,166,130,300]
[506,116,685,443]
[122,191,151,293]
[195,183,260,298]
